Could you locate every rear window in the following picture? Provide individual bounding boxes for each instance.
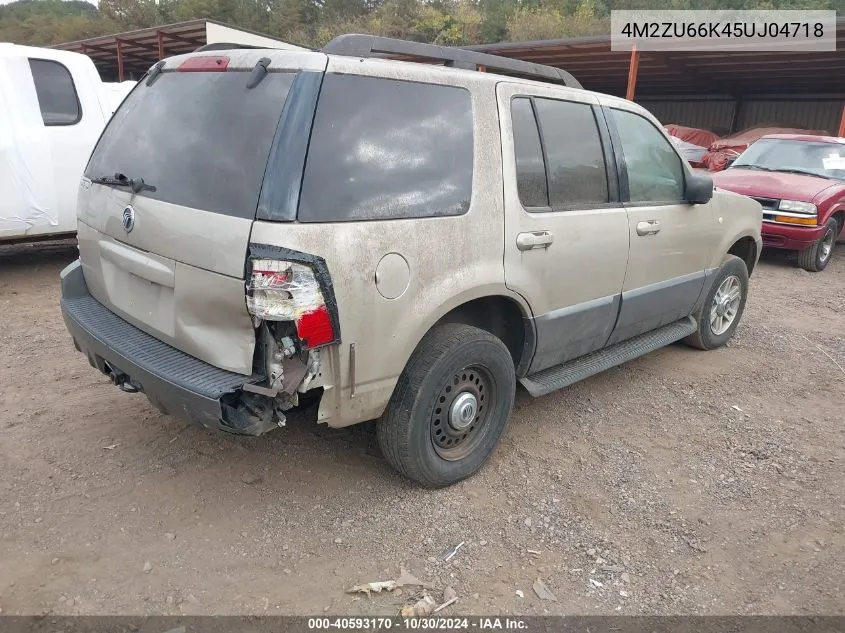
[85,70,295,218]
[298,74,474,222]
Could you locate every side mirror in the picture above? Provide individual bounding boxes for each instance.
[685,172,714,205]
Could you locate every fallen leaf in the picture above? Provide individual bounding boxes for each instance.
[347,568,433,595]
[533,578,558,601]
[400,595,436,617]
[346,581,396,595]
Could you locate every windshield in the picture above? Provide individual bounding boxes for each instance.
[85,70,295,218]
[731,138,845,182]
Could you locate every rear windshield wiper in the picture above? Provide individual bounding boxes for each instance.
[90,172,156,193]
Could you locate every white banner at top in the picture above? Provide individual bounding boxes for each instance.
[610,10,837,52]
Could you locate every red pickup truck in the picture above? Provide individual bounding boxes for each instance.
[712,134,845,272]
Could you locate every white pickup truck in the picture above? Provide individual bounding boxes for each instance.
[0,44,136,243]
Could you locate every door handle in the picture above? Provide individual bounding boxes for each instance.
[516,231,554,251]
[636,220,661,236]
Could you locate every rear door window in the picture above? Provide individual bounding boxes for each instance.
[511,97,548,208]
[298,74,474,222]
[510,95,610,210]
[29,59,81,125]
[84,71,295,218]
[533,98,609,206]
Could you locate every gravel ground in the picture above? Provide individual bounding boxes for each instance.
[0,240,842,616]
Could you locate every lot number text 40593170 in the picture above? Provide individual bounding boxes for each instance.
[307,617,528,630]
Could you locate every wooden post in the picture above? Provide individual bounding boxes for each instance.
[838,104,845,138]
[116,39,124,82]
[157,30,165,60]
[626,44,639,102]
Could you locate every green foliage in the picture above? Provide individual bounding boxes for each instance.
[506,0,609,41]
[0,0,840,49]
[0,0,116,45]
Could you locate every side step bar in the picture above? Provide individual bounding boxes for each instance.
[520,316,698,397]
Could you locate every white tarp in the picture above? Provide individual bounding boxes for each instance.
[0,53,58,233]
[98,81,136,117]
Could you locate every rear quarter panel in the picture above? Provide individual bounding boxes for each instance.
[250,58,521,427]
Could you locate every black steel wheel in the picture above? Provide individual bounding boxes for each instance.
[378,323,516,487]
[430,365,496,461]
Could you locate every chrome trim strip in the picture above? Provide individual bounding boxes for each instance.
[764,209,818,219]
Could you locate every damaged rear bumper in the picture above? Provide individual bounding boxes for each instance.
[59,260,266,434]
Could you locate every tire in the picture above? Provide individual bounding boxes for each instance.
[797,217,837,272]
[684,255,749,351]
[377,323,516,488]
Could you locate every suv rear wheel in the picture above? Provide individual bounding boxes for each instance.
[797,217,837,272]
[377,324,515,487]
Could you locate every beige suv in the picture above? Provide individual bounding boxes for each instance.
[60,35,763,487]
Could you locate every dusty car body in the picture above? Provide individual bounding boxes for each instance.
[60,36,763,486]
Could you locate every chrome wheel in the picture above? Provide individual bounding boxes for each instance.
[819,227,835,264]
[431,366,494,461]
[710,275,742,336]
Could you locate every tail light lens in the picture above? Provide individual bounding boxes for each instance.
[247,258,336,349]
[178,56,229,72]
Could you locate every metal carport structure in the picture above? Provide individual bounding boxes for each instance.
[53,19,304,82]
[468,19,845,136]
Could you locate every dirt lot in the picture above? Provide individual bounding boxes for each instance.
[0,241,842,617]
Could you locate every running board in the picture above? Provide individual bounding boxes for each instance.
[520,316,697,397]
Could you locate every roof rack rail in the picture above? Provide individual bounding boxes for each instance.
[193,42,264,52]
[321,34,582,89]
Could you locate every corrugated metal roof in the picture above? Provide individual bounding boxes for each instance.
[53,20,210,78]
[52,19,297,80]
[468,21,845,97]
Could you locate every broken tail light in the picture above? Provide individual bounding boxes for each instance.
[247,258,337,349]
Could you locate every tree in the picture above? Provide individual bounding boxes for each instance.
[506,0,608,41]
[0,0,116,46]
[1,0,839,50]
[99,0,158,29]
